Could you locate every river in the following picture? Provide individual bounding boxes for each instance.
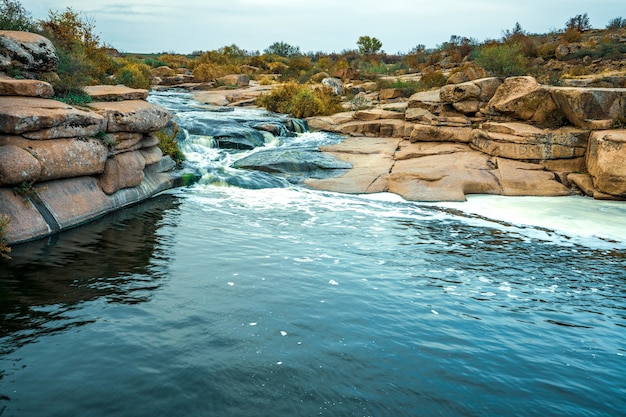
[1,91,625,417]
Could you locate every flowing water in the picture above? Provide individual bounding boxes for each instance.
[1,91,625,417]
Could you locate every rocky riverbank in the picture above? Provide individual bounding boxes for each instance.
[0,31,182,245]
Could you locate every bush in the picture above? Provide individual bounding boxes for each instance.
[420,70,447,89]
[376,79,421,97]
[192,62,239,82]
[0,214,11,259]
[155,124,185,165]
[114,61,152,89]
[256,82,342,118]
[474,43,527,77]
[606,17,626,30]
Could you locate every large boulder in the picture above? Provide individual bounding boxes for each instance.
[549,87,626,129]
[586,130,626,197]
[322,77,344,95]
[99,151,146,195]
[232,147,352,176]
[217,74,250,87]
[487,76,558,123]
[0,30,58,72]
[88,100,172,133]
[0,97,104,138]
[471,122,589,160]
[0,136,108,183]
[439,82,481,103]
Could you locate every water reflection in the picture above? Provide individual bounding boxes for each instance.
[0,194,180,353]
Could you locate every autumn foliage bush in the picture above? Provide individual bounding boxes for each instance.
[256,82,342,118]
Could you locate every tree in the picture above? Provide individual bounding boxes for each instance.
[565,13,591,32]
[606,17,626,30]
[264,41,301,57]
[357,36,382,55]
[502,22,527,41]
[0,0,36,31]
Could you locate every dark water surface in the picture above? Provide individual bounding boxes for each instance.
[1,92,625,417]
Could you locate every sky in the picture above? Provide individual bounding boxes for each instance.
[17,0,626,54]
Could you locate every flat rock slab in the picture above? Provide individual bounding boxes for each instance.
[0,76,54,98]
[88,100,172,133]
[305,137,400,194]
[83,85,149,101]
[0,96,104,138]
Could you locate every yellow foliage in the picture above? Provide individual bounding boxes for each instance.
[192,63,240,82]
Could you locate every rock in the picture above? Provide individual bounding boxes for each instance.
[337,119,410,138]
[0,136,108,182]
[217,74,250,87]
[0,30,58,72]
[555,44,570,59]
[305,137,400,194]
[88,100,172,133]
[333,68,359,80]
[106,132,144,154]
[410,124,472,143]
[99,151,146,195]
[471,122,589,160]
[586,130,626,196]
[452,100,481,114]
[310,72,330,82]
[353,109,404,121]
[0,143,41,185]
[0,97,104,138]
[232,147,352,176]
[388,145,500,201]
[487,76,553,121]
[379,88,404,100]
[560,74,626,89]
[140,145,163,165]
[495,158,570,196]
[307,112,356,131]
[151,66,176,77]
[549,87,626,129]
[446,71,470,85]
[0,188,51,243]
[473,77,503,102]
[156,74,195,86]
[407,90,446,113]
[405,108,437,123]
[140,134,160,148]
[322,77,344,95]
[0,76,54,98]
[439,82,480,102]
[83,85,149,101]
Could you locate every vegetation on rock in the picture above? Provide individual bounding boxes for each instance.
[0,214,11,259]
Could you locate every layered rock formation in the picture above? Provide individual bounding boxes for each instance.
[0,31,181,245]
[307,75,626,202]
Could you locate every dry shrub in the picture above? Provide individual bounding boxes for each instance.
[256,82,342,118]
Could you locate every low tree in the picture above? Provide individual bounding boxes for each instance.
[264,41,301,57]
[357,36,382,55]
[565,13,591,32]
[0,0,36,31]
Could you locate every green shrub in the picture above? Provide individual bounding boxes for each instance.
[256,82,342,118]
[377,79,421,97]
[0,214,11,260]
[114,61,152,89]
[474,43,528,77]
[155,124,185,165]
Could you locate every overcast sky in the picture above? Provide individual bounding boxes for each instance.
[17,0,625,54]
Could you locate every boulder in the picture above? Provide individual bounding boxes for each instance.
[0,143,41,185]
[0,188,50,243]
[487,76,553,121]
[106,132,144,154]
[452,101,481,114]
[337,119,410,138]
[439,82,480,102]
[140,145,164,165]
[586,130,626,196]
[0,76,54,98]
[549,87,626,129]
[0,30,58,72]
[473,77,503,102]
[232,148,352,176]
[99,151,146,195]
[333,68,359,80]
[83,85,149,101]
[471,122,589,160]
[322,77,344,95]
[0,136,108,182]
[88,100,172,133]
[379,88,404,100]
[217,74,250,87]
[0,97,104,138]
[407,90,446,114]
